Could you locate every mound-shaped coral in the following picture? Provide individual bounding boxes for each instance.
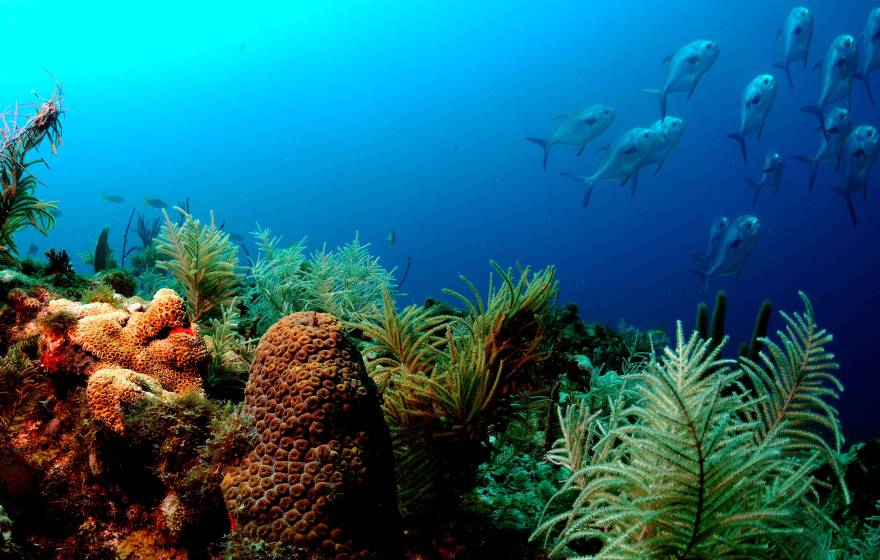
[221,311,400,559]
[36,288,207,431]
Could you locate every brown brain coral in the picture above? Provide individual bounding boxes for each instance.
[221,311,400,559]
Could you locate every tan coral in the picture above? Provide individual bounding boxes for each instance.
[86,367,173,433]
[221,311,400,559]
[129,288,188,344]
[35,289,208,430]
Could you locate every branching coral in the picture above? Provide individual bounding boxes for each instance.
[532,294,848,559]
[156,209,241,323]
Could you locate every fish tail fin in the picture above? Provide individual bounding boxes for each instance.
[831,187,857,226]
[792,155,819,190]
[688,268,709,298]
[743,178,761,206]
[726,133,748,164]
[630,169,640,197]
[773,62,794,90]
[854,71,876,106]
[582,184,595,208]
[800,105,825,130]
[560,172,595,207]
[644,88,667,118]
[526,137,551,170]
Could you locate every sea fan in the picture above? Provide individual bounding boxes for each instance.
[0,140,57,265]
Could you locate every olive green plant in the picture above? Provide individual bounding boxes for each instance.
[155,208,242,323]
[354,261,558,516]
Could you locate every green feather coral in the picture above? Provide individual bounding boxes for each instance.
[155,208,241,323]
[533,293,847,559]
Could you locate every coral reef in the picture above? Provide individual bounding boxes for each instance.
[222,311,400,558]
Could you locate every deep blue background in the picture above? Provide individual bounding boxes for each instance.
[3,1,878,440]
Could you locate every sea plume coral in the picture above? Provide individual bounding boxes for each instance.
[221,311,400,558]
[156,208,241,323]
[354,261,557,516]
[532,293,848,559]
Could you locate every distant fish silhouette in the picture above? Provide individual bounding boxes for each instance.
[101,193,125,203]
[743,151,785,206]
[832,125,880,226]
[387,229,396,246]
[144,197,168,209]
[27,244,38,257]
[229,232,245,243]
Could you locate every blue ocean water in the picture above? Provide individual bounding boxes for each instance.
[3,1,878,439]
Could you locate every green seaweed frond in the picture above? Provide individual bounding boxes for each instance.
[156,208,242,323]
[740,291,848,502]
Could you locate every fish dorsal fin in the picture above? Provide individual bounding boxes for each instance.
[553,113,569,121]
[660,54,672,66]
[812,61,822,72]
[776,28,782,40]
[593,144,611,154]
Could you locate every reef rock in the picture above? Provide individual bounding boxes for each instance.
[221,311,401,559]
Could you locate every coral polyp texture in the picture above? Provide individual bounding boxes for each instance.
[36,288,207,431]
[221,311,400,559]
[85,367,174,433]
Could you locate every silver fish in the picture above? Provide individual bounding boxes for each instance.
[801,35,858,123]
[560,127,657,207]
[792,107,852,190]
[743,151,785,206]
[832,124,880,225]
[526,105,616,169]
[626,117,686,197]
[644,40,720,118]
[708,217,730,249]
[690,215,761,295]
[727,74,778,164]
[858,7,880,105]
[773,7,814,90]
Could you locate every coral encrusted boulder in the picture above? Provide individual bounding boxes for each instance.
[221,311,401,559]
